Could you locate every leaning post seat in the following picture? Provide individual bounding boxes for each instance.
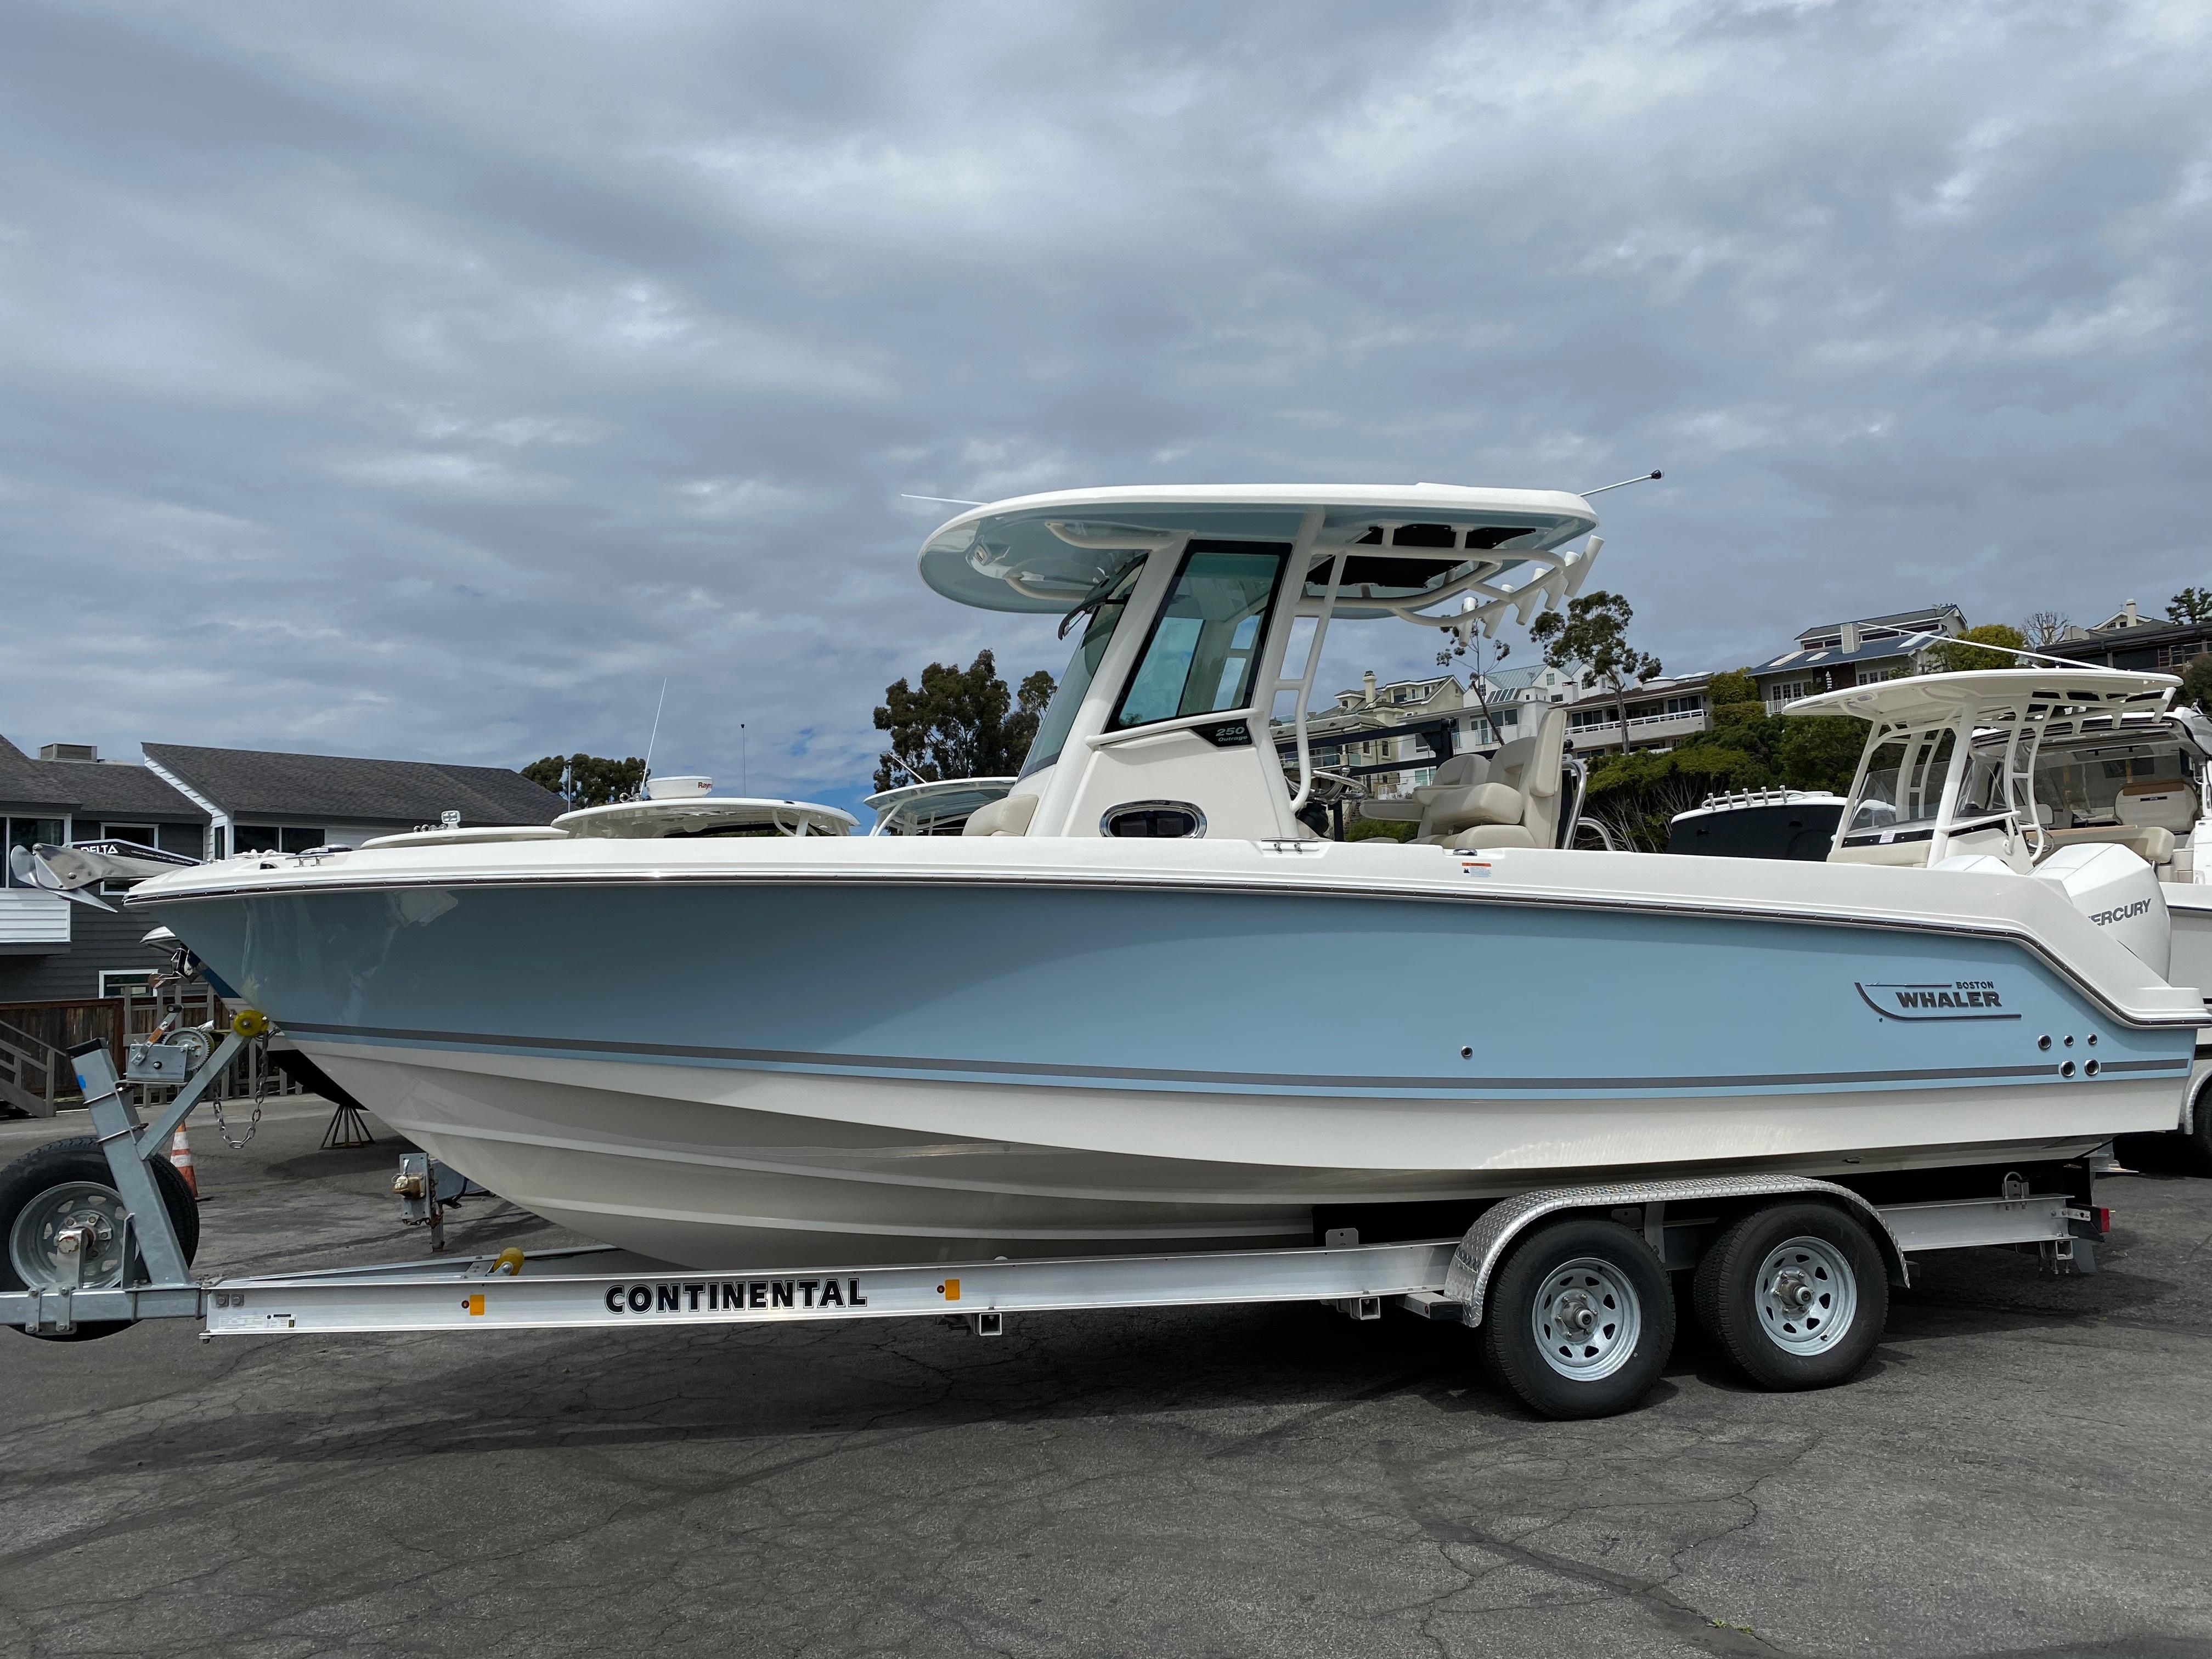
[1419,707,1569,847]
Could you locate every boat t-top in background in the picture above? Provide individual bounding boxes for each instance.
[7,482,2203,1420]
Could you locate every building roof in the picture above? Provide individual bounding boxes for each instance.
[1794,603,1963,641]
[1476,663,1558,693]
[1753,636,1932,675]
[141,743,563,826]
[0,735,206,819]
[1558,672,1710,709]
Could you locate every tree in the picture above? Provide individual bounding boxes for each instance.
[1779,717,1869,793]
[873,651,1056,791]
[1706,668,1762,727]
[522,753,645,809]
[2183,654,2212,717]
[1928,623,2026,674]
[2168,588,2212,627]
[2021,611,2070,650]
[1528,591,1661,752]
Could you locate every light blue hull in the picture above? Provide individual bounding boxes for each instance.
[142,878,2193,1268]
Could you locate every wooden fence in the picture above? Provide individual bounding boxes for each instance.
[0,991,306,1116]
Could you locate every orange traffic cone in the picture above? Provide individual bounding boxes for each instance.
[170,1125,200,1200]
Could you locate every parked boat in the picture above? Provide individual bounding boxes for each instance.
[121,486,2201,1273]
[1667,789,1846,861]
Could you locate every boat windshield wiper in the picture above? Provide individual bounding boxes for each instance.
[1058,557,1142,639]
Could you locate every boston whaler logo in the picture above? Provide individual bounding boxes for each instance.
[1855,978,2021,1021]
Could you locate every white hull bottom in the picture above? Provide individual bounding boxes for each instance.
[310,1043,2166,1271]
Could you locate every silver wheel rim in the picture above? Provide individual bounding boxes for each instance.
[1754,1235,1858,1355]
[1530,1255,1643,1381]
[8,1182,131,1291]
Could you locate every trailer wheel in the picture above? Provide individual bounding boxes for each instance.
[1692,1201,1885,1391]
[0,1136,200,1342]
[1479,1218,1674,1420]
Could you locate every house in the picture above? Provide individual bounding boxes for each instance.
[1,737,562,1003]
[2,739,212,1002]
[1557,672,1715,755]
[1750,604,1967,711]
[2051,600,2212,675]
[142,743,561,860]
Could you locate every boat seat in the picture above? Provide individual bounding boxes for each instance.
[1420,707,1569,848]
[2039,823,2174,865]
[2116,780,2197,835]
[961,794,1037,837]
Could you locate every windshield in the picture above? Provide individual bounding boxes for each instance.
[2035,745,2193,827]
[1848,729,1955,835]
[1018,558,1146,778]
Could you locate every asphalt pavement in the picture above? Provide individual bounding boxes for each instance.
[1,1101,2209,1659]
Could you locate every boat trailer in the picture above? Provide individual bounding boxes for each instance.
[1,1026,2112,1419]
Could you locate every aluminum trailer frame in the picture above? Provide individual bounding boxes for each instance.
[1,1036,2106,1345]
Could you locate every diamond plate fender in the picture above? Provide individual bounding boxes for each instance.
[1442,1173,1908,1327]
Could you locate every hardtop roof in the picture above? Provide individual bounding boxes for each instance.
[1784,667,2178,729]
[918,483,1598,615]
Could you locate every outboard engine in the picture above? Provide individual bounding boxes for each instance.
[2037,843,2171,979]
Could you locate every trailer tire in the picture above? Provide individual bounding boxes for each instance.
[1,1136,200,1342]
[1478,1217,1674,1420]
[1692,1201,1884,1391]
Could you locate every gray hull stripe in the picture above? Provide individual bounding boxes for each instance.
[281,1022,2182,1093]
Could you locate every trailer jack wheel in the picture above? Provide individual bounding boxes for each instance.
[1479,1217,1674,1420]
[0,1137,201,1342]
[1692,1201,1886,1391]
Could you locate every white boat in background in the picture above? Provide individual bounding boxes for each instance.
[119,483,2202,1284]
[1788,669,2212,1162]
[864,777,1015,836]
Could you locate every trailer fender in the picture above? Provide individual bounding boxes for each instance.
[1443,1174,1908,1328]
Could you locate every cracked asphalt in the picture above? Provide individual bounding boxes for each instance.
[2,1103,2210,1659]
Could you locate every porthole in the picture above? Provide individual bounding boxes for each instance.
[1101,801,1207,839]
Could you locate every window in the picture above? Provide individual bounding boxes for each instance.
[4,817,65,887]
[1569,708,1615,731]
[1765,679,1816,704]
[98,969,159,999]
[234,826,329,855]
[1020,558,1148,778]
[1113,543,1287,730]
[1411,767,1436,787]
[1662,695,1702,717]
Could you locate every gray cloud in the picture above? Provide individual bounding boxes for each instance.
[1,0,2205,810]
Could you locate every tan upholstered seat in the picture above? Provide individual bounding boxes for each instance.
[2039,822,2175,865]
[1420,707,1570,848]
[961,794,1037,837]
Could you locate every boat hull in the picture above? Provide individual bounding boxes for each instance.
[144,872,2196,1268]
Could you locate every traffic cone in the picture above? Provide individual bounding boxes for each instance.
[170,1125,200,1200]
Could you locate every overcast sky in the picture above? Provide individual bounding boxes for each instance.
[2,1,2205,810]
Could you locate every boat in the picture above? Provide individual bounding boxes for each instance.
[120,484,2202,1272]
[1666,789,1847,860]
[1787,668,2212,1160]
[863,776,1016,836]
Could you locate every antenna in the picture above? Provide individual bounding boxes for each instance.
[901,493,986,507]
[1581,471,1662,497]
[740,722,747,796]
[641,678,668,787]
[885,752,930,788]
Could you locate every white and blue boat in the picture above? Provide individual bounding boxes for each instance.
[123,484,2204,1270]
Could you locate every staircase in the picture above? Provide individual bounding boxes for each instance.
[0,1018,71,1119]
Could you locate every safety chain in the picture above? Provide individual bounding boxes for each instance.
[209,1031,269,1150]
